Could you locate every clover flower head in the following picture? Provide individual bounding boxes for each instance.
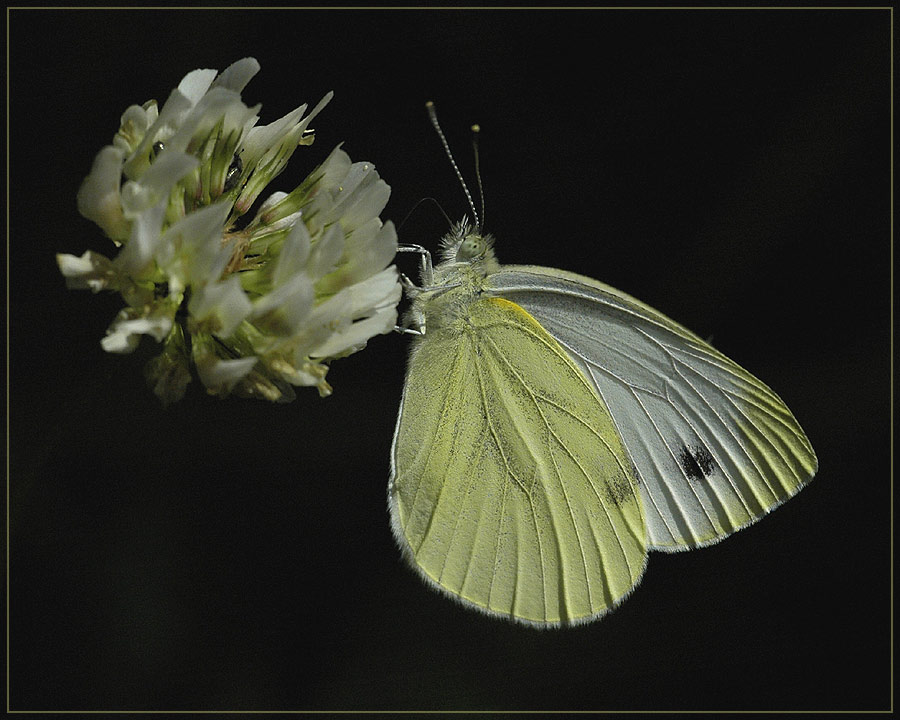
[58,58,401,404]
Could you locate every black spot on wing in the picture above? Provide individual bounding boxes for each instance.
[679,444,716,482]
[604,468,640,507]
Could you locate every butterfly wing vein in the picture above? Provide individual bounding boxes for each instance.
[389,297,647,625]
[488,266,818,551]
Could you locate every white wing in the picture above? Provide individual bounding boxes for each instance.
[487,265,818,551]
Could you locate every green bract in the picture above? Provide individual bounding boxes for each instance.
[58,58,401,404]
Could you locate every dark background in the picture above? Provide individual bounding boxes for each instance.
[8,7,890,713]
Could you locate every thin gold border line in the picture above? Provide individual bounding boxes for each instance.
[2,712,896,716]
[889,5,895,716]
[5,4,894,715]
[5,5,10,716]
[2,5,898,10]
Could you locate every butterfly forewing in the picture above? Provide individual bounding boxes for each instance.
[389,296,647,626]
[487,266,818,551]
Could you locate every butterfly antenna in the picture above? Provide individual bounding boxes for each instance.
[426,101,480,231]
[471,123,485,231]
[398,196,453,233]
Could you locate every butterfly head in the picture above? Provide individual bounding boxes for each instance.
[440,217,497,268]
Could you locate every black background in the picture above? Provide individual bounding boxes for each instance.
[8,7,890,713]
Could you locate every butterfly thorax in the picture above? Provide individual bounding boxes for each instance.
[410,221,501,333]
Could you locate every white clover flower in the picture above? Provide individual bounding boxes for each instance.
[58,58,401,405]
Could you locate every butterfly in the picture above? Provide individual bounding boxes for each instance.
[387,217,817,627]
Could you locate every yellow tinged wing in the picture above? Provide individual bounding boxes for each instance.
[389,296,647,626]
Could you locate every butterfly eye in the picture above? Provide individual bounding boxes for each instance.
[151,141,165,158]
[456,234,486,261]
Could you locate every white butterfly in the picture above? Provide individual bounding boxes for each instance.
[387,108,817,627]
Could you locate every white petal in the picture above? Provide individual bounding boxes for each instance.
[273,220,311,287]
[164,87,249,156]
[353,219,399,277]
[196,355,257,392]
[188,275,252,339]
[56,250,116,292]
[177,68,217,105]
[307,223,344,279]
[318,161,377,226]
[309,304,398,359]
[250,192,303,234]
[317,146,353,190]
[263,209,304,235]
[211,57,260,93]
[299,266,400,359]
[306,266,399,328]
[318,159,391,233]
[295,91,333,134]
[119,104,150,130]
[338,266,402,317]
[100,329,140,354]
[332,159,374,198]
[122,86,194,178]
[271,362,322,387]
[257,191,288,215]
[57,250,100,276]
[114,103,157,155]
[76,145,128,241]
[366,219,400,273]
[240,104,307,168]
[339,177,391,232]
[155,86,195,126]
[120,151,198,217]
[251,274,315,335]
[317,219,398,294]
[101,313,173,354]
[158,201,233,285]
[114,199,167,276]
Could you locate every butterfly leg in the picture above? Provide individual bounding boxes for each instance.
[397,244,434,286]
[394,324,425,337]
[393,297,426,336]
[393,244,461,336]
[395,246,429,335]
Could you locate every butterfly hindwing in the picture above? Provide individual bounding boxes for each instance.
[389,296,647,626]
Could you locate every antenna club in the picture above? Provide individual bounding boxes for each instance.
[471,124,481,133]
